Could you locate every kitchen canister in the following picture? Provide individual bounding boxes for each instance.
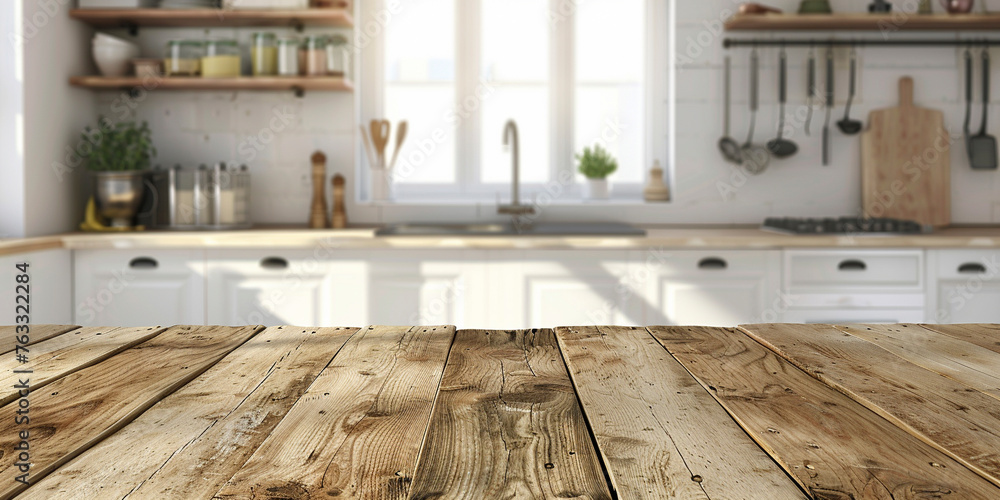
[251,32,278,76]
[277,36,300,76]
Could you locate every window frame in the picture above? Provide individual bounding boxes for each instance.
[358,0,669,203]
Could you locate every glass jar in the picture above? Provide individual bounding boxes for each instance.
[299,35,328,76]
[164,40,202,76]
[202,39,241,78]
[251,32,278,77]
[277,36,299,77]
[325,34,348,77]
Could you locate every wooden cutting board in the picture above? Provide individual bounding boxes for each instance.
[861,77,951,227]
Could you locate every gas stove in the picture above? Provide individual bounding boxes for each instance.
[761,217,929,235]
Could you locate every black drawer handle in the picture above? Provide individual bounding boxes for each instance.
[260,257,289,270]
[959,263,987,274]
[838,259,867,271]
[698,257,728,270]
[129,257,158,270]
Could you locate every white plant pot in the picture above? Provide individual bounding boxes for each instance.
[585,179,609,200]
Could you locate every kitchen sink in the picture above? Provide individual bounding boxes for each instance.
[375,222,646,237]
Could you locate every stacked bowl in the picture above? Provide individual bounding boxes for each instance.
[92,33,141,77]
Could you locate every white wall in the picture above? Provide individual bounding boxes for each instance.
[22,0,97,237]
[0,1,26,238]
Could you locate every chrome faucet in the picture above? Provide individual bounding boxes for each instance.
[498,120,535,216]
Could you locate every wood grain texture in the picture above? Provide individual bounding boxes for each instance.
[0,325,262,499]
[861,77,951,226]
[0,325,79,355]
[0,326,166,407]
[556,326,804,500]
[741,323,1000,487]
[920,324,1000,355]
[833,323,1000,401]
[20,326,358,500]
[650,325,1000,500]
[409,329,612,500]
[215,325,454,500]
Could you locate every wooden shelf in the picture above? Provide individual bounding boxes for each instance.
[725,13,1000,31]
[69,76,353,93]
[69,8,353,29]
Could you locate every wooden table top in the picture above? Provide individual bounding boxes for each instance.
[1,324,999,499]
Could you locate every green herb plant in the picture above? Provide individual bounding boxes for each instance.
[81,117,157,172]
[575,144,618,180]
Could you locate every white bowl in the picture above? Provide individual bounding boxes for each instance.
[93,32,137,49]
[93,43,141,77]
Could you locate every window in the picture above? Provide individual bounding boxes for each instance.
[363,0,664,201]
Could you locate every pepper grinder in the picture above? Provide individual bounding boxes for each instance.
[331,174,347,229]
[643,160,670,202]
[309,151,330,229]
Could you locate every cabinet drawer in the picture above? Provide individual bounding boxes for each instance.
[652,250,778,276]
[933,250,1000,279]
[785,250,923,291]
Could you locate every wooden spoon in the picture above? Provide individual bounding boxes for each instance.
[388,121,408,170]
[369,119,391,168]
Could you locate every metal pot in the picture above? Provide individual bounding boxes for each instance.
[92,170,148,227]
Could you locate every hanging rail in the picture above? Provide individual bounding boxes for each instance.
[723,38,1000,48]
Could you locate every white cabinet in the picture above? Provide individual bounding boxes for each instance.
[206,250,488,327]
[489,251,641,329]
[0,249,72,325]
[781,249,925,324]
[74,249,205,327]
[643,250,781,327]
[928,250,1000,323]
[206,250,363,327]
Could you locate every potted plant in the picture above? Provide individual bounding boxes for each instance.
[80,118,157,228]
[576,144,617,200]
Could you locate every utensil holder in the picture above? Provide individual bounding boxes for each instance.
[371,167,393,202]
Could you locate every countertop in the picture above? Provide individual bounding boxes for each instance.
[3,323,999,498]
[4,225,1000,256]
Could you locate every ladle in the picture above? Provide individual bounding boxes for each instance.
[767,47,799,158]
[837,48,863,135]
[718,55,743,164]
[741,47,770,174]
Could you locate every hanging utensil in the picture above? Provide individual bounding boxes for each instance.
[837,48,863,135]
[369,119,391,168]
[805,46,816,137]
[767,47,798,158]
[970,49,998,170]
[964,48,973,160]
[719,55,743,164]
[388,120,408,170]
[741,47,770,174]
[823,46,834,166]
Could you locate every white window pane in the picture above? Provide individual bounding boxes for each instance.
[386,84,456,184]
[482,0,549,82]
[575,85,643,184]
[385,0,455,82]
[576,0,644,82]
[481,85,549,184]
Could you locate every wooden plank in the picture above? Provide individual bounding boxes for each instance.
[649,325,1000,499]
[70,8,353,28]
[920,324,1000,355]
[0,326,166,407]
[741,323,1000,487]
[832,323,1000,401]
[69,76,354,92]
[214,325,454,500]
[725,12,1000,31]
[555,326,804,499]
[20,326,358,500]
[0,325,262,499]
[0,325,79,355]
[409,329,612,500]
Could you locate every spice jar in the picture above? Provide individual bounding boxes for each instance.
[202,39,241,78]
[299,35,328,76]
[164,40,202,76]
[251,32,278,76]
[277,36,299,76]
[325,34,348,77]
